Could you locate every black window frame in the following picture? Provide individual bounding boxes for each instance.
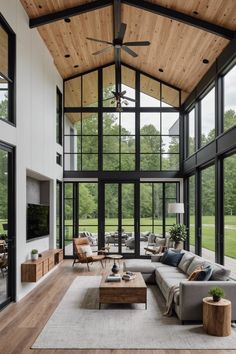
[0,13,16,126]
[56,87,63,145]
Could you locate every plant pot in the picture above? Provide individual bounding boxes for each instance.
[31,253,38,261]
[174,241,182,250]
[213,295,221,302]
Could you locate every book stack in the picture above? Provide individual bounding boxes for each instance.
[106,274,122,282]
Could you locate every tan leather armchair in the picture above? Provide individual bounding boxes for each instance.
[72,237,105,271]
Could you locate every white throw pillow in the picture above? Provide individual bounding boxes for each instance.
[80,245,93,257]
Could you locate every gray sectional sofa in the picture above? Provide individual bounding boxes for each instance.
[123,250,236,322]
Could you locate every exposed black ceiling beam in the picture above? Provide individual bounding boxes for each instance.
[113,0,122,93]
[29,0,113,28]
[122,0,234,40]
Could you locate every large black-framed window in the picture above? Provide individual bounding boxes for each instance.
[0,141,15,309]
[223,64,236,133]
[64,63,181,173]
[140,182,179,237]
[63,180,180,258]
[0,14,16,125]
[56,180,62,249]
[64,182,98,256]
[56,87,62,145]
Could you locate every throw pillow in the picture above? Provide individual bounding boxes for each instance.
[194,264,213,281]
[161,249,184,267]
[188,266,203,281]
[178,252,195,273]
[186,256,206,275]
[79,245,93,257]
[210,265,231,281]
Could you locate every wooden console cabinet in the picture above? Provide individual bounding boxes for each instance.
[21,249,63,282]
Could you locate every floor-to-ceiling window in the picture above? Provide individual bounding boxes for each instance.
[0,143,15,308]
[201,165,215,259]
[56,181,62,249]
[188,175,195,253]
[224,154,236,277]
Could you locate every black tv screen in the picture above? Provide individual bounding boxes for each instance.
[27,204,49,240]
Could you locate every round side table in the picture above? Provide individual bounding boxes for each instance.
[203,297,231,336]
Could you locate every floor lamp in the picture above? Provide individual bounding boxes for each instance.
[168,203,185,224]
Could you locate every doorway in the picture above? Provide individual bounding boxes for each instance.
[102,182,139,256]
[0,142,15,309]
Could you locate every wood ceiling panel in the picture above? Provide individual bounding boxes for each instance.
[20,1,234,102]
[20,0,96,18]
[37,6,113,78]
[121,4,229,94]
[148,0,236,30]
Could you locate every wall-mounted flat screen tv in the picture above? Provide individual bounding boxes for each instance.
[27,204,49,240]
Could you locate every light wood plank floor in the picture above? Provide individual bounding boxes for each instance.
[0,260,235,354]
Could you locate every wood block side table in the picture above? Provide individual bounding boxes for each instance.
[203,297,231,336]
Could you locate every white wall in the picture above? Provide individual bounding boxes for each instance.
[0,1,63,300]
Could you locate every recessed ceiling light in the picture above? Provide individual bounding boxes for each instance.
[193,11,199,15]
[64,54,70,58]
[159,68,164,73]
[203,58,209,64]
[74,65,79,68]
[64,18,71,23]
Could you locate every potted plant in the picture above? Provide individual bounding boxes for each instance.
[209,287,224,302]
[31,249,38,261]
[169,224,187,249]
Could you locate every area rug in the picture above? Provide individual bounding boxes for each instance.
[32,276,236,349]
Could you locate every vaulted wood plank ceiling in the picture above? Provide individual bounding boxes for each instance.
[20,0,236,102]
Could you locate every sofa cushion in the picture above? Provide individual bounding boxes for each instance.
[210,264,231,281]
[186,256,206,275]
[79,245,93,256]
[178,252,195,273]
[161,249,184,267]
[123,259,156,274]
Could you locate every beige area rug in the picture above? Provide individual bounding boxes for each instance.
[32,276,236,349]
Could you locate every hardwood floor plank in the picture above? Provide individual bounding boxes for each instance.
[0,260,235,354]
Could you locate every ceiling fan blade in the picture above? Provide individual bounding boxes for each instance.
[117,23,127,42]
[92,46,113,55]
[123,41,150,46]
[120,90,127,97]
[103,96,114,101]
[86,37,112,45]
[122,45,138,58]
[123,96,136,102]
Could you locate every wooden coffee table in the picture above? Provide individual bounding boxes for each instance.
[99,271,147,309]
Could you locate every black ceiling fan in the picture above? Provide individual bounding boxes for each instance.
[87,0,150,111]
[86,22,150,58]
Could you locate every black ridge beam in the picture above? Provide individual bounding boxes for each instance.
[29,0,113,28]
[122,0,234,40]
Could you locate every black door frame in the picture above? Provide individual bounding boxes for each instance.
[0,141,16,310]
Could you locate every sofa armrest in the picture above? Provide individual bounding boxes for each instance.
[179,280,236,321]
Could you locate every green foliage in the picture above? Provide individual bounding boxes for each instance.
[31,249,38,254]
[0,94,8,120]
[208,287,224,298]
[169,224,187,242]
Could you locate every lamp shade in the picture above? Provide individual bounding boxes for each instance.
[168,203,184,214]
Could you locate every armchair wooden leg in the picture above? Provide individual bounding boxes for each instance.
[87,262,90,271]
